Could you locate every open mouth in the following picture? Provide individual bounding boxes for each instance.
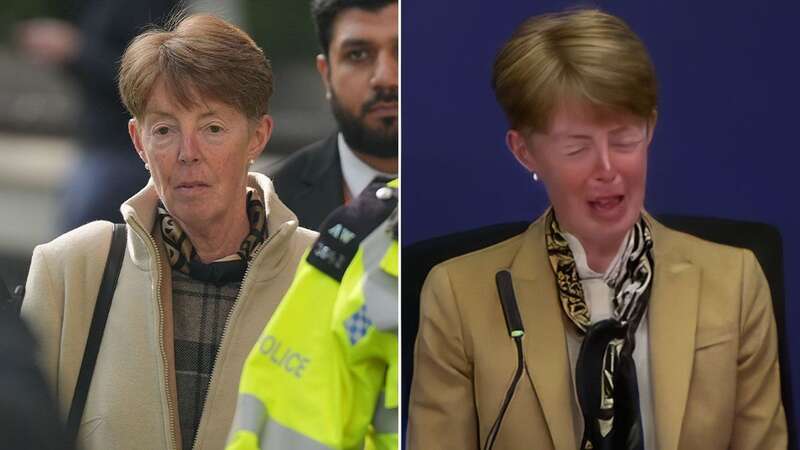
[588,195,625,216]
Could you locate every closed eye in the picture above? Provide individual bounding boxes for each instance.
[565,147,587,156]
[611,140,642,151]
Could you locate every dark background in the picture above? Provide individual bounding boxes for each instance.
[402,0,800,435]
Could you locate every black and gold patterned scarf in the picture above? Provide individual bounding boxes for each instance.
[157,189,268,285]
[545,210,654,450]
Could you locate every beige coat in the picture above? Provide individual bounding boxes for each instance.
[408,213,787,450]
[22,173,317,450]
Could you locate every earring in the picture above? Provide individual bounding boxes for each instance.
[532,172,539,182]
[248,159,255,165]
[325,91,332,100]
[145,163,150,171]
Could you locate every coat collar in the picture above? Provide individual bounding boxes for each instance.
[507,211,699,450]
[119,172,301,284]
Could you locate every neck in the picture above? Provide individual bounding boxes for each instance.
[178,200,250,264]
[579,232,627,274]
[352,150,397,174]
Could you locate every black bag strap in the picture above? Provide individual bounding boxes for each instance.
[67,223,127,443]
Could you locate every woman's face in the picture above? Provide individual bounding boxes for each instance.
[508,99,653,246]
[129,80,272,228]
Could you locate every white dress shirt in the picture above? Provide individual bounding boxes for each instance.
[337,134,396,199]
[562,231,658,450]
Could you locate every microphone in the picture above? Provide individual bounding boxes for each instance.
[483,270,526,450]
[496,270,525,338]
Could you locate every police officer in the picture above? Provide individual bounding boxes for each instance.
[226,178,398,450]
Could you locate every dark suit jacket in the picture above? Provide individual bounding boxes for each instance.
[267,134,344,231]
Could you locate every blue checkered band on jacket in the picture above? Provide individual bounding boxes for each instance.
[345,305,373,345]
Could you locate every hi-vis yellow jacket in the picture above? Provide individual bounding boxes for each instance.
[226,179,398,450]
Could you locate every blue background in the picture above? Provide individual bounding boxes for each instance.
[402,0,800,435]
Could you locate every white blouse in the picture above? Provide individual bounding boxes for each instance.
[562,231,658,450]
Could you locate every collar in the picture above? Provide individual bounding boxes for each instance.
[337,133,396,198]
[562,228,632,281]
[120,172,300,276]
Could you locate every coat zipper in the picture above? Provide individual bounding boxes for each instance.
[191,230,278,450]
[130,220,178,450]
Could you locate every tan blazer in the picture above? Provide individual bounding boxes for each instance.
[408,213,786,450]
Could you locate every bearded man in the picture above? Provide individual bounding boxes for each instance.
[268,0,398,230]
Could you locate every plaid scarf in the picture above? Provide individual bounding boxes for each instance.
[156,189,268,285]
[545,210,654,450]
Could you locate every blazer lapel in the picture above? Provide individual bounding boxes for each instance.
[648,220,700,450]
[296,135,344,228]
[299,135,341,182]
[509,220,578,450]
[299,135,342,195]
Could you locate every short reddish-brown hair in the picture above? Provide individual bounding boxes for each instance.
[118,14,273,120]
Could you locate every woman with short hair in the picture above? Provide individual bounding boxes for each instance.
[408,9,786,450]
[22,14,316,450]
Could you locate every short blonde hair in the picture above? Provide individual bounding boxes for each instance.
[492,9,657,131]
[118,14,273,120]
